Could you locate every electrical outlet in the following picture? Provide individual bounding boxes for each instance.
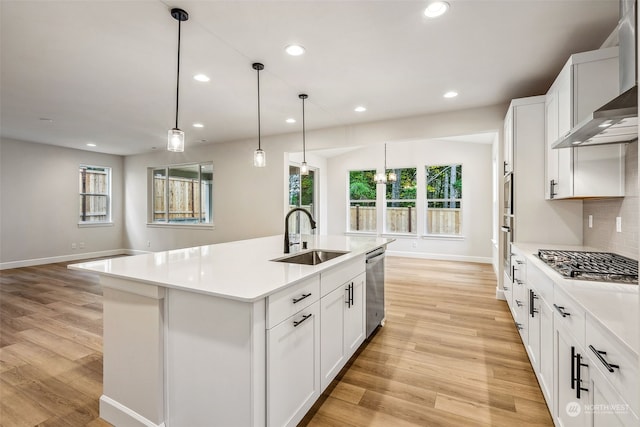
[71,242,77,249]
[588,215,593,228]
[616,217,622,233]
[412,241,417,248]
[79,242,85,249]
[147,241,151,248]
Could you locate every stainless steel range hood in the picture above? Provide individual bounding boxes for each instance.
[553,0,637,149]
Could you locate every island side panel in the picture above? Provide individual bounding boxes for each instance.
[166,288,266,426]
[100,277,166,427]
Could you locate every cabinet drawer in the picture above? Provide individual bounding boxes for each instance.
[553,286,585,347]
[586,315,639,417]
[320,255,365,296]
[267,275,320,329]
[528,261,553,302]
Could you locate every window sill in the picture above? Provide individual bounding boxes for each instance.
[381,232,418,238]
[147,223,216,230]
[344,231,378,237]
[78,222,114,228]
[421,234,465,241]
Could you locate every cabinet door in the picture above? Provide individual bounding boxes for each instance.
[555,324,589,427]
[504,108,514,175]
[320,284,347,391]
[267,302,320,427]
[539,298,554,406]
[344,273,366,357]
[526,288,541,371]
[545,92,559,200]
[589,364,640,427]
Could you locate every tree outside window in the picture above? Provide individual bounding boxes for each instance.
[426,165,462,235]
[348,170,376,232]
[385,168,417,234]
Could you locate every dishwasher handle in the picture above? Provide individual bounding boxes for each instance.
[366,250,385,264]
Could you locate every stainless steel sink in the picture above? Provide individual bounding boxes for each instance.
[272,250,349,266]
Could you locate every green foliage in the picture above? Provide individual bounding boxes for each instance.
[349,170,376,200]
[385,168,416,200]
[426,165,462,199]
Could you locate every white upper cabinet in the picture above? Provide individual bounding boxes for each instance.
[545,47,626,199]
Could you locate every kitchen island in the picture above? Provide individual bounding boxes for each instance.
[69,234,392,427]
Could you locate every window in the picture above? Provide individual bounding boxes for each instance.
[348,170,377,232]
[385,168,417,234]
[289,165,317,234]
[426,164,462,235]
[151,162,213,224]
[79,165,111,224]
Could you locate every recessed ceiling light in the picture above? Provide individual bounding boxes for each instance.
[285,44,305,56]
[39,117,53,122]
[443,91,458,98]
[193,123,204,128]
[286,118,296,124]
[354,106,367,112]
[86,143,97,147]
[424,1,449,18]
[193,74,210,82]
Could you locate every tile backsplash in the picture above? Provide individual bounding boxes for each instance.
[583,141,638,259]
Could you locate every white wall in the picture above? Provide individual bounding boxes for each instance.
[0,138,125,267]
[327,139,494,263]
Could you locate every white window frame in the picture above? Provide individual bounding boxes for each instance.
[148,162,214,227]
[78,164,112,226]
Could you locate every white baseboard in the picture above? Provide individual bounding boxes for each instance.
[496,288,506,300]
[100,395,165,427]
[385,250,492,264]
[0,249,128,270]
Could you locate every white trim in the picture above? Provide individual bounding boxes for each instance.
[421,234,465,240]
[496,288,506,300]
[78,222,114,228]
[146,223,216,230]
[344,231,378,237]
[99,395,166,427]
[385,250,492,264]
[0,249,127,270]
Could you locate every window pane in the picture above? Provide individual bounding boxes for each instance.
[348,170,377,232]
[288,165,300,209]
[168,165,200,223]
[79,165,110,223]
[385,168,416,234]
[153,168,167,222]
[200,164,213,224]
[426,165,462,235]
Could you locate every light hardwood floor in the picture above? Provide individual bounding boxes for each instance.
[0,257,552,426]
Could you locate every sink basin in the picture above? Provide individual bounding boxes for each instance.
[272,250,349,266]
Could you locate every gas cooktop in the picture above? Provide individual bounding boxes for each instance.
[537,249,638,285]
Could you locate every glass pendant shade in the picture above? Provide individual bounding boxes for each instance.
[167,128,185,152]
[375,172,386,184]
[300,161,309,175]
[387,170,398,182]
[254,148,266,167]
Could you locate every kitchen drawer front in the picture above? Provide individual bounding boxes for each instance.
[527,261,553,302]
[267,275,320,329]
[553,286,585,348]
[586,315,639,416]
[320,255,365,296]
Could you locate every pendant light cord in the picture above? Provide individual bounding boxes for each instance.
[175,18,182,129]
[257,67,261,150]
[302,97,306,162]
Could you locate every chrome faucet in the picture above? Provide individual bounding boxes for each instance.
[284,208,317,253]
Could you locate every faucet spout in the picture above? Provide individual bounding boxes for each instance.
[284,208,317,253]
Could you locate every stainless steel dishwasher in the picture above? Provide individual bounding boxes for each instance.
[365,247,385,337]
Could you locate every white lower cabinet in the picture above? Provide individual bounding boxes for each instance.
[538,295,554,405]
[555,321,590,427]
[267,301,321,427]
[320,272,366,391]
[588,363,640,427]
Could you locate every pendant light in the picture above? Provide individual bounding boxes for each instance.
[167,8,188,152]
[299,94,309,175]
[375,143,397,184]
[253,63,266,167]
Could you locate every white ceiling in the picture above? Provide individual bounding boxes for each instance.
[0,1,619,156]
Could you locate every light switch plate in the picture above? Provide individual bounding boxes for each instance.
[588,215,593,228]
[616,217,622,232]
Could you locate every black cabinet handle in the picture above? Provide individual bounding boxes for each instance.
[550,179,557,199]
[554,304,570,317]
[529,290,538,318]
[350,283,354,306]
[576,352,589,399]
[571,346,576,390]
[515,299,524,307]
[292,293,311,304]
[515,322,524,331]
[503,285,509,291]
[293,313,312,327]
[589,345,620,373]
[515,279,524,285]
[500,226,511,232]
[503,161,508,175]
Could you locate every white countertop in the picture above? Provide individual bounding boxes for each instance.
[69,235,392,302]
[513,242,638,356]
